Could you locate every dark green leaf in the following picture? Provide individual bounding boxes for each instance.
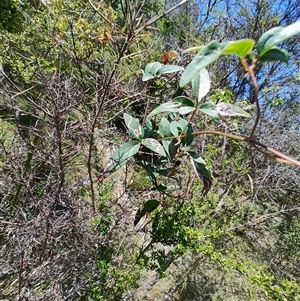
[124,113,144,139]
[257,21,300,56]
[134,199,160,226]
[259,47,290,63]
[141,138,167,157]
[189,151,212,195]
[110,141,141,172]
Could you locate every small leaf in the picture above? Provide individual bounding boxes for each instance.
[134,199,160,226]
[199,101,219,119]
[162,139,178,160]
[192,68,211,101]
[110,141,140,171]
[259,47,290,63]
[159,64,184,75]
[97,141,140,181]
[124,113,144,139]
[142,62,163,81]
[141,138,167,157]
[189,151,212,195]
[222,39,255,58]
[216,103,251,117]
[257,21,300,57]
[180,41,226,88]
[158,117,171,138]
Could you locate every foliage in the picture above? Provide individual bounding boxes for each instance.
[1,0,300,300]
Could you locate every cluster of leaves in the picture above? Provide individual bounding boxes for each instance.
[101,20,300,220]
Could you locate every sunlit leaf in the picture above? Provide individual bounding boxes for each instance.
[257,21,300,57]
[124,113,144,139]
[216,103,251,117]
[141,138,167,157]
[222,39,255,58]
[134,199,160,226]
[192,68,211,101]
[180,41,226,88]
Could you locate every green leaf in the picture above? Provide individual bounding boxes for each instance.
[189,151,212,195]
[173,96,195,115]
[222,39,255,58]
[216,103,251,117]
[148,102,180,118]
[170,121,179,137]
[134,199,160,226]
[159,64,184,75]
[184,45,204,53]
[199,101,219,119]
[142,62,163,81]
[124,113,144,139]
[148,98,194,118]
[105,141,140,175]
[191,68,211,101]
[158,117,171,138]
[180,41,226,88]
[141,138,167,157]
[142,62,183,81]
[259,47,290,63]
[257,21,300,56]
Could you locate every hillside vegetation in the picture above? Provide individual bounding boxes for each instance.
[0,1,300,300]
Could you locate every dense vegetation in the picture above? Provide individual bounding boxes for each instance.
[0,0,299,300]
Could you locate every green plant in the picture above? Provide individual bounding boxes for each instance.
[97,20,300,216]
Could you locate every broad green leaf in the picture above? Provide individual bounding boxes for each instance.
[124,113,144,139]
[134,199,160,226]
[159,64,184,74]
[148,102,180,118]
[216,103,251,117]
[257,21,300,56]
[173,96,195,115]
[199,101,219,119]
[109,141,140,173]
[189,151,212,195]
[170,121,179,137]
[143,118,155,138]
[180,41,226,88]
[222,39,255,58]
[191,68,211,101]
[259,47,290,63]
[158,117,171,138]
[141,138,167,157]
